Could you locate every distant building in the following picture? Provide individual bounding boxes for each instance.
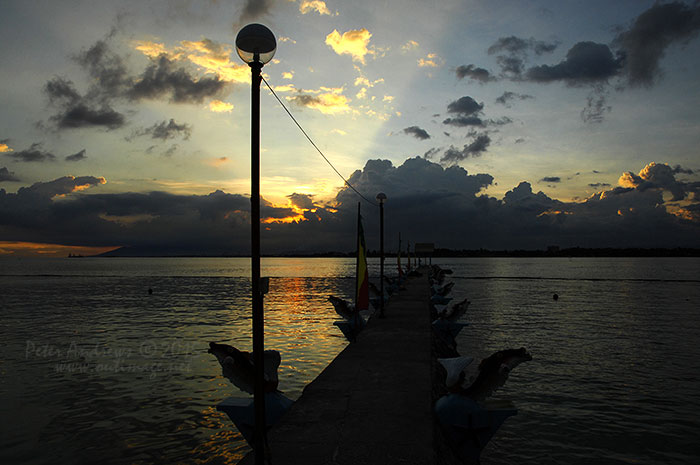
[414,243,435,265]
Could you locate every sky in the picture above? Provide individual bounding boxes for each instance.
[1,0,699,256]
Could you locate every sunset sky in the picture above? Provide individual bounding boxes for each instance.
[1,0,699,255]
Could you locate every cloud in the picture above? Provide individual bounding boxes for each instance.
[488,36,558,56]
[287,193,317,210]
[65,149,87,162]
[526,41,623,85]
[209,100,234,113]
[614,1,700,87]
[423,147,442,159]
[418,53,443,68]
[540,176,561,183]
[43,37,233,131]
[325,29,374,64]
[240,0,275,21]
[403,126,431,140]
[0,140,13,153]
[299,1,332,15]
[17,176,105,198]
[447,96,484,115]
[2,160,698,252]
[673,165,694,175]
[288,89,351,114]
[401,40,419,52]
[589,182,611,188]
[0,167,20,182]
[442,116,484,127]
[580,86,611,123]
[618,162,692,201]
[487,35,559,77]
[495,91,533,106]
[128,55,227,103]
[441,134,491,163]
[442,96,485,126]
[3,143,56,163]
[455,64,495,83]
[134,119,192,141]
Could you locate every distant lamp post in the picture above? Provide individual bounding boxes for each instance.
[376,193,387,318]
[236,23,276,465]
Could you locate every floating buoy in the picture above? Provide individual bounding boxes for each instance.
[148,288,153,295]
[553,293,558,301]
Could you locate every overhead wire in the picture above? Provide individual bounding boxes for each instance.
[261,76,378,207]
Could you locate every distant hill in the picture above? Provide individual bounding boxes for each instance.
[95,246,700,258]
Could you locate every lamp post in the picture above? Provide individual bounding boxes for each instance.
[235,23,276,465]
[376,193,387,318]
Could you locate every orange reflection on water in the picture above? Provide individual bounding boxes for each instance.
[187,406,249,464]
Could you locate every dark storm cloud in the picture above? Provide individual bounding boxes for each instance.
[495,91,533,106]
[1,159,699,252]
[0,167,20,182]
[44,77,126,130]
[135,119,193,141]
[52,102,126,129]
[447,96,484,115]
[403,126,431,140]
[43,37,228,131]
[455,64,495,83]
[525,41,623,85]
[128,55,227,103]
[287,193,316,210]
[65,149,87,162]
[540,176,561,183]
[4,143,56,162]
[74,39,131,95]
[440,134,491,162]
[614,1,700,87]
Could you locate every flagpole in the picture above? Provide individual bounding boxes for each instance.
[355,202,360,309]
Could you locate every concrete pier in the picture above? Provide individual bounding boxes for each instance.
[240,271,436,464]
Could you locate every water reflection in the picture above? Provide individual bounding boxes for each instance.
[1,262,354,465]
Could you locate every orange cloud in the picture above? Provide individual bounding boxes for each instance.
[209,100,234,112]
[325,29,374,64]
[133,39,249,84]
[0,241,119,257]
[300,0,332,15]
[0,142,12,152]
[418,53,443,68]
[289,88,351,115]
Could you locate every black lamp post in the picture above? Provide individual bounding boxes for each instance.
[376,193,387,318]
[235,23,276,465]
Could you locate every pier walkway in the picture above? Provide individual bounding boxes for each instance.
[240,271,436,464]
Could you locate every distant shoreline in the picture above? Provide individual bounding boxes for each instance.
[89,246,700,258]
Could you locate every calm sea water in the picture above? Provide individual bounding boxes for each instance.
[1,257,699,464]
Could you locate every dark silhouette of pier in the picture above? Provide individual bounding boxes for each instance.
[240,270,440,464]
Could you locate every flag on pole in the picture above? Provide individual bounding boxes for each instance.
[355,203,370,311]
